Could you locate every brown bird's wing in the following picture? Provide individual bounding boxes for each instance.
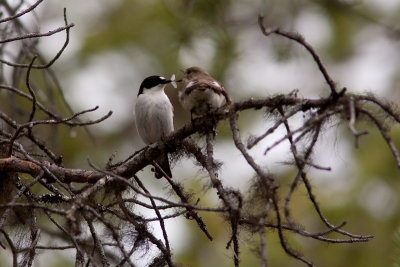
[154,153,172,179]
[184,80,224,95]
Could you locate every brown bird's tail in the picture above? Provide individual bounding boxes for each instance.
[154,153,172,179]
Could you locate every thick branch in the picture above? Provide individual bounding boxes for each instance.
[0,94,396,184]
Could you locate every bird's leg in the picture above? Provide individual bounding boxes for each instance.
[206,104,217,137]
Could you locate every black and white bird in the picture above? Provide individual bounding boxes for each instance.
[179,67,226,118]
[135,75,175,178]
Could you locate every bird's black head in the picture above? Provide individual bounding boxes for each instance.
[138,75,171,96]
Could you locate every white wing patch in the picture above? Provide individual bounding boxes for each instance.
[186,80,196,88]
[211,80,220,88]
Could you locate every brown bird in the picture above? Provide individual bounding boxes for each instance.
[179,67,226,118]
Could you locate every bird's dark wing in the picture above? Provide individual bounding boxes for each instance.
[154,153,172,179]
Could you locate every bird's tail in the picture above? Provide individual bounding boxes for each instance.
[154,153,172,179]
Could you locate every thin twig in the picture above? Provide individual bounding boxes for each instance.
[271,191,315,266]
[0,22,74,44]
[348,96,368,147]
[0,0,44,24]
[360,109,400,170]
[258,14,338,97]
[133,175,171,255]
[26,56,37,122]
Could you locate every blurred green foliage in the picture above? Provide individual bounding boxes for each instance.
[81,0,236,78]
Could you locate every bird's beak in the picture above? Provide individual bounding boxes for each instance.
[176,70,184,83]
[164,79,178,88]
[160,79,172,86]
